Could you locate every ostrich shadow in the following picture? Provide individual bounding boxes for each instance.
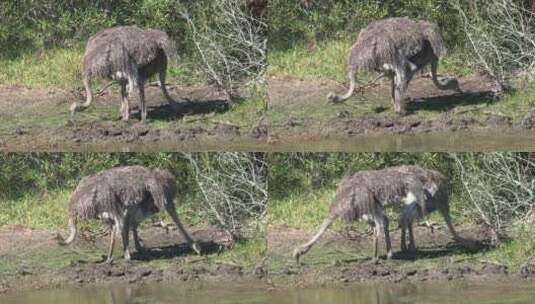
[129,98,231,121]
[390,238,492,261]
[405,90,497,113]
[131,240,222,261]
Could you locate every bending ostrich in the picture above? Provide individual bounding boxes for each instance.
[70,26,178,122]
[60,166,201,263]
[397,165,465,252]
[327,17,461,114]
[292,166,429,264]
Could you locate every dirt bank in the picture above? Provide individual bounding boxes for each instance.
[0,225,268,294]
[266,75,535,151]
[0,84,268,151]
[267,223,535,287]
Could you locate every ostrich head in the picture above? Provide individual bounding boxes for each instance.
[292,246,307,264]
[327,92,342,104]
[192,242,202,255]
[69,102,80,114]
[438,77,462,93]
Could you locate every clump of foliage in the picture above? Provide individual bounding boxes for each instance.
[453,0,535,92]
[185,152,268,242]
[182,0,267,99]
[268,0,466,51]
[453,153,535,243]
[0,1,190,59]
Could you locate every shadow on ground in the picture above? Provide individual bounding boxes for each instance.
[132,240,223,261]
[391,238,492,261]
[131,98,230,121]
[407,90,496,113]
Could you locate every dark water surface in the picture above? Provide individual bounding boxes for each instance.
[2,282,535,304]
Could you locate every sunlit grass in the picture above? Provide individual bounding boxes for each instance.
[269,186,535,275]
[267,37,535,126]
[0,48,84,89]
[0,190,72,229]
[0,47,200,90]
[0,190,201,230]
[0,190,266,275]
[216,237,267,269]
[268,37,474,81]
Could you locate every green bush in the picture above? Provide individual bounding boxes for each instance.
[0,153,195,201]
[268,0,468,51]
[0,0,197,59]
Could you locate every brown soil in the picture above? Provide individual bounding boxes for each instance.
[0,84,268,151]
[0,225,268,294]
[267,223,535,287]
[267,75,535,150]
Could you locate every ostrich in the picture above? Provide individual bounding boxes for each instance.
[60,166,201,263]
[70,26,178,122]
[327,17,461,114]
[292,166,429,264]
[397,165,465,252]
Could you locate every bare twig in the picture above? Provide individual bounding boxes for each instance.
[183,153,267,241]
[452,153,535,243]
[181,0,267,99]
[453,0,535,92]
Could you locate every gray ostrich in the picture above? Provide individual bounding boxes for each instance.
[327,17,461,114]
[292,166,429,264]
[397,165,465,252]
[70,26,178,122]
[60,166,201,263]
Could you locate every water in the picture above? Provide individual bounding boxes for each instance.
[274,130,535,152]
[5,129,535,152]
[2,282,535,304]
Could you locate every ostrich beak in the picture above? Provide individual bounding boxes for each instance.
[69,103,78,115]
[192,242,202,255]
[293,248,302,265]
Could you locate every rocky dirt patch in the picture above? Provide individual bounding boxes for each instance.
[0,225,267,294]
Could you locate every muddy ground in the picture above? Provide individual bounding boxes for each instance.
[0,84,268,151]
[267,223,535,288]
[0,225,269,294]
[3,223,535,294]
[267,75,535,151]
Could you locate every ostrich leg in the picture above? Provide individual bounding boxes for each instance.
[138,79,147,122]
[132,223,145,253]
[106,223,117,263]
[120,215,131,261]
[384,215,392,259]
[158,69,180,112]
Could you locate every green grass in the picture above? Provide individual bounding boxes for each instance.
[0,190,202,230]
[0,48,267,145]
[0,189,267,278]
[0,191,72,229]
[269,187,535,277]
[268,37,474,82]
[269,189,334,229]
[0,47,201,90]
[267,37,535,132]
[269,39,352,82]
[216,237,267,269]
[0,48,84,89]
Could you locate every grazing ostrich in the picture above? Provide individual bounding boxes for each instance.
[397,165,465,252]
[327,17,461,114]
[60,166,201,263]
[70,26,178,122]
[292,166,429,264]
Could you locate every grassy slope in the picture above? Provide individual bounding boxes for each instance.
[269,186,535,277]
[0,190,266,276]
[268,38,535,125]
[0,48,267,137]
[0,47,203,90]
